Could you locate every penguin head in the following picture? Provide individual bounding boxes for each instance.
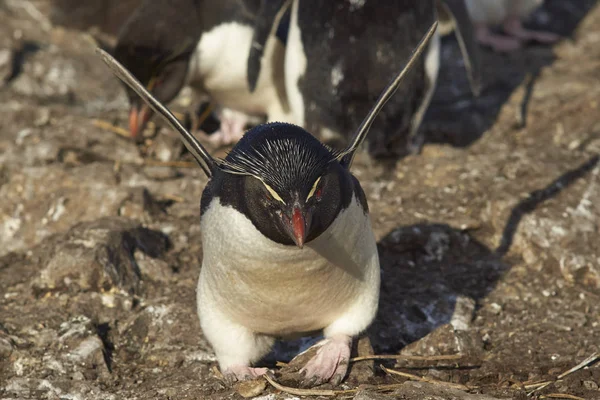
[114,41,193,139]
[219,123,352,248]
[113,0,202,140]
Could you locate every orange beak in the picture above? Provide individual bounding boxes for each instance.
[128,105,152,139]
[291,207,306,248]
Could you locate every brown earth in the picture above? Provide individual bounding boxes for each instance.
[1,1,599,399]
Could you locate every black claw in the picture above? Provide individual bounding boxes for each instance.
[330,373,344,386]
[265,370,277,380]
[300,376,318,388]
[223,373,237,387]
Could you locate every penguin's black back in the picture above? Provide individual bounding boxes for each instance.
[114,0,267,91]
[295,0,435,155]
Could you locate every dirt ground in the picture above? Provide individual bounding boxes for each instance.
[1,1,600,399]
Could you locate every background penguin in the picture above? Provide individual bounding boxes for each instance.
[114,0,294,143]
[98,22,437,386]
[464,0,560,52]
[248,0,481,158]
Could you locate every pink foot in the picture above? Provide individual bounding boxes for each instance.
[475,24,522,52]
[299,335,351,387]
[525,30,560,44]
[207,109,248,146]
[222,365,269,385]
[503,17,560,44]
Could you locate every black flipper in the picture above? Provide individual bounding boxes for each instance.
[247,0,291,93]
[96,48,217,177]
[339,21,439,168]
[438,0,482,96]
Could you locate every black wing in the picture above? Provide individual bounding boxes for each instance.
[97,48,217,177]
[339,21,439,168]
[247,0,291,92]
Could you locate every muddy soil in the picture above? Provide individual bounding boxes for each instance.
[1,1,599,399]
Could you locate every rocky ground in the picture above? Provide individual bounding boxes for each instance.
[1,1,600,399]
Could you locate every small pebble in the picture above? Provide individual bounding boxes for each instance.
[235,379,267,398]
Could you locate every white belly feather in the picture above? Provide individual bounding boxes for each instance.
[197,195,380,337]
[187,22,294,122]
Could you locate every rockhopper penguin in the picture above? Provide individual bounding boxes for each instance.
[464,0,560,52]
[98,21,438,386]
[114,0,294,143]
[248,0,481,157]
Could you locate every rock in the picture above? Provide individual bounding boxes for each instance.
[0,334,14,358]
[0,164,131,257]
[235,379,267,398]
[347,336,376,385]
[0,47,14,84]
[353,390,393,400]
[397,324,483,368]
[391,381,505,399]
[450,296,476,331]
[145,131,185,163]
[33,217,170,294]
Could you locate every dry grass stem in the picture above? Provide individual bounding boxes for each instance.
[380,365,472,391]
[541,394,586,400]
[351,353,464,363]
[92,119,130,138]
[263,372,356,396]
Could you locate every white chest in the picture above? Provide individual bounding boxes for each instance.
[187,22,288,117]
[198,196,380,336]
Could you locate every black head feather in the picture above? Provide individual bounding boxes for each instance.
[114,0,203,104]
[221,122,341,194]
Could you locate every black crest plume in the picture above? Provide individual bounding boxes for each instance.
[338,21,439,168]
[96,48,216,177]
[220,122,339,192]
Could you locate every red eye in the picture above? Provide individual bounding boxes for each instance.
[315,187,323,200]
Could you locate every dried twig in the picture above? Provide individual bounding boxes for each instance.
[5,0,52,31]
[92,119,130,138]
[351,354,464,363]
[524,380,558,390]
[142,159,196,168]
[194,103,213,130]
[381,365,472,391]
[211,365,224,380]
[263,372,356,396]
[528,352,599,396]
[172,111,186,120]
[161,194,185,203]
[262,373,414,397]
[557,352,599,379]
[541,394,586,400]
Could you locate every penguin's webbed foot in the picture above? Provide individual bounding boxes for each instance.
[475,23,522,52]
[206,109,249,146]
[502,16,560,44]
[299,334,351,387]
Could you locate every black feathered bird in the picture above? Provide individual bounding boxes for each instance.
[114,0,292,142]
[97,21,436,386]
[248,0,481,158]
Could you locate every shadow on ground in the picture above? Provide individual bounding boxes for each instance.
[423,0,598,149]
[370,153,600,352]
